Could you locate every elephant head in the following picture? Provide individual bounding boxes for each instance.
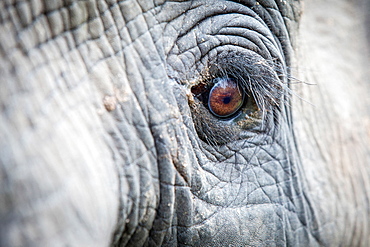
[1,0,369,246]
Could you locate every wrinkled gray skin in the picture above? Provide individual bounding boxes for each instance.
[1,0,370,246]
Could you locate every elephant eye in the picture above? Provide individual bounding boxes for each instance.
[208,77,244,118]
[188,56,284,144]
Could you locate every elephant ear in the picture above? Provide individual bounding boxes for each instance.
[0,1,121,246]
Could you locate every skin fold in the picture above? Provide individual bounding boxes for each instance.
[0,0,369,246]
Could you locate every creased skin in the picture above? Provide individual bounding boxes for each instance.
[0,0,369,247]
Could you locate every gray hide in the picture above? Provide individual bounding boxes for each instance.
[0,0,369,246]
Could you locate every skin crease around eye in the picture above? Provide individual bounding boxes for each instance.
[208,77,244,117]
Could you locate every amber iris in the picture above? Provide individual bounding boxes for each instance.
[208,77,243,117]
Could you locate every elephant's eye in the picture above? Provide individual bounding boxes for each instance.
[208,78,244,118]
[188,55,284,144]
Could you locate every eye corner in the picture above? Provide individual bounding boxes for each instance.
[190,81,209,97]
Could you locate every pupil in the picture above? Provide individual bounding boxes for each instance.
[223,96,231,104]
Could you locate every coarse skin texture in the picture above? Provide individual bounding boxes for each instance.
[0,0,369,247]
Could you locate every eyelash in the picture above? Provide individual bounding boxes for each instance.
[193,55,289,121]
